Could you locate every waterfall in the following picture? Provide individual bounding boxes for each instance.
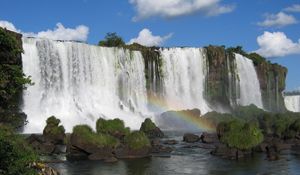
[235,53,263,108]
[21,38,269,133]
[284,95,300,112]
[22,38,148,133]
[159,48,211,113]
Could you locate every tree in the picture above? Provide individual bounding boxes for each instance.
[98,32,125,47]
[219,119,263,150]
[0,125,37,175]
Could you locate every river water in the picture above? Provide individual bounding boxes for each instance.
[49,131,300,175]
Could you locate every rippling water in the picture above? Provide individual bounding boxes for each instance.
[50,131,300,175]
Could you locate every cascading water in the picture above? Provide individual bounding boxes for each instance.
[235,53,264,108]
[159,48,211,113]
[284,95,300,112]
[22,39,213,132]
[21,38,268,133]
[22,38,148,133]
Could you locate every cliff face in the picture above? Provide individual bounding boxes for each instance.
[204,46,239,110]
[0,27,29,129]
[256,62,287,112]
[203,46,287,112]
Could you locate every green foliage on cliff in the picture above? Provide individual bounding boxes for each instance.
[73,125,119,147]
[0,27,23,58]
[0,125,37,175]
[219,119,263,150]
[124,131,151,150]
[140,118,157,133]
[96,118,130,136]
[226,46,267,66]
[98,32,125,47]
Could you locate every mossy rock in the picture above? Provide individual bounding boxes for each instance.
[96,118,130,138]
[72,125,119,148]
[43,116,65,144]
[124,131,151,150]
[140,118,164,138]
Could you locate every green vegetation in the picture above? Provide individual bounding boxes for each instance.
[96,118,130,136]
[140,118,157,132]
[43,116,65,140]
[211,104,300,150]
[0,27,22,58]
[226,46,267,66]
[98,32,125,47]
[0,125,37,175]
[124,131,151,150]
[219,119,264,150]
[0,27,33,129]
[73,125,119,148]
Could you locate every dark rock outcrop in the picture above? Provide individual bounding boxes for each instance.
[200,132,219,144]
[211,144,252,160]
[183,133,200,143]
[140,118,164,138]
[157,108,201,130]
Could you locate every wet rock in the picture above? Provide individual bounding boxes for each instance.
[88,152,114,161]
[157,109,201,130]
[200,132,218,144]
[266,145,279,161]
[115,145,151,159]
[163,139,178,145]
[211,144,249,160]
[104,157,118,163]
[183,133,200,143]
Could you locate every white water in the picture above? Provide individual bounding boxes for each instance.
[235,53,264,108]
[160,48,211,113]
[22,38,148,133]
[22,38,267,133]
[284,95,300,112]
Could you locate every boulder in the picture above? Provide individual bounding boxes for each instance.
[211,144,251,160]
[140,118,164,139]
[104,157,118,163]
[157,109,201,130]
[266,145,279,161]
[183,133,200,143]
[115,145,151,159]
[88,152,114,161]
[200,132,218,144]
[163,139,178,145]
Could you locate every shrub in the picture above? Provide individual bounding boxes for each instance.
[98,32,125,47]
[0,125,37,175]
[124,131,151,150]
[73,125,119,148]
[0,27,22,57]
[43,116,65,142]
[220,119,264,150]
[96,118,130,136]
[140,118,156,132]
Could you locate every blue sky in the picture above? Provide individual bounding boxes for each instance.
[0,0,299,90]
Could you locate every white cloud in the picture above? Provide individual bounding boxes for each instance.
[0,20,21,33]
[257,12,298,27]
[128,28,173,46]
[24,23,89,41]
[284,4,300,13]
[0,20,89,41]
[255,31,300,58]
[129,0,235,21]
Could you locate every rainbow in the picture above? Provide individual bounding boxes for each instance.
[147,94,216,132]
